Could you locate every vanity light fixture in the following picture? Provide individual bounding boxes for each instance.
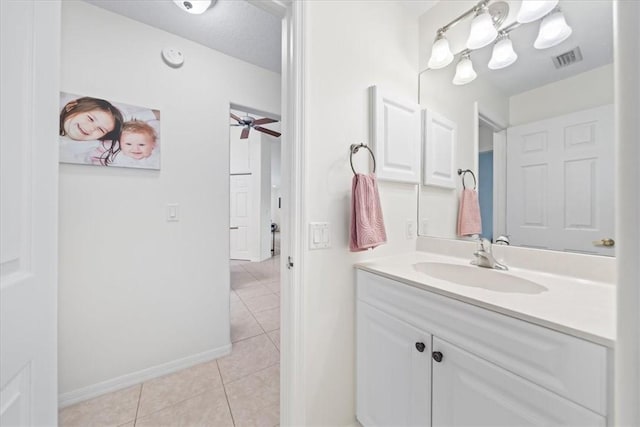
[453,53,477,86]
[488,33,518,69]
[534,8,573,49]
[428,33,454,69]
[466,6,499,50]
[516,0,559,24]
[172,0,213,14]
[422,0,574,86]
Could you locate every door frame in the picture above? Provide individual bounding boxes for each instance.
[247,0,306,424]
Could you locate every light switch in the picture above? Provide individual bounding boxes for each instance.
[309,222,330,249]
[167,203,179,222]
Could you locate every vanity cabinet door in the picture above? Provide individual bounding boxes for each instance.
[431,337,605,427]
[356,302,431,427]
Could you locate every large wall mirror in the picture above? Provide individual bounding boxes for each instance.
[418,0,615,256]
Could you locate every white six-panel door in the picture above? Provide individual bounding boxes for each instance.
[0,0,60,424]
[506,105,614,255]
[230,174,252,260]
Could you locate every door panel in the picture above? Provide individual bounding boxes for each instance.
[0,1,60,424]
[230,174,251,260]
[356,302,431,427]
[432,337,605,427]
[506,105,614,255]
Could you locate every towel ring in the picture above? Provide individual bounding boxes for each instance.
[457,168,477,190]
[350,143,376,175]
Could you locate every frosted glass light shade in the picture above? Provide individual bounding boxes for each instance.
[534,10,572,49]
[428,35,454,69]
[488,36,518,69]
[173,0,212,14]
[466,9,498,50]
[453,55,477,85]
[516,0,559,23]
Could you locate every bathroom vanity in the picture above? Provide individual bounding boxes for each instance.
[355,251,614,427]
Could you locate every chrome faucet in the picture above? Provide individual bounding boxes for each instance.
[472,238,508,271]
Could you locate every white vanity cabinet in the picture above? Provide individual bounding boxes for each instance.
[356,269,610,427]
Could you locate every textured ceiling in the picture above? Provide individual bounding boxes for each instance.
[83,0,282,73]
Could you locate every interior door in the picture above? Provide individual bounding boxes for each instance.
[230,174,252,260]
[0,0,60,424]
[506,105,614,255]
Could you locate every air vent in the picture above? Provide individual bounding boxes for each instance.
[552,47,583,69]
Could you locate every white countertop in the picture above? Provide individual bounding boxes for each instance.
[356,251,616,347]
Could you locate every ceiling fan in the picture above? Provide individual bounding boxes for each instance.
[230,113,281,139]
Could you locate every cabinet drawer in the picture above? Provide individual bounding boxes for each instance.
[356,270,608,415]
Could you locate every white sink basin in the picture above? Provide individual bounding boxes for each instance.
[413,262,547,294]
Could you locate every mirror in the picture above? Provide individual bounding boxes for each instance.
[418,0,615,256]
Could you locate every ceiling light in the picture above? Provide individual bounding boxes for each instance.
[466,7,498,50]
[488,34,518,69]
[173,0,213,14]
[453,53,477,86]
[516,0,559,23]
[534,9,572,49]
[428,33,454,69]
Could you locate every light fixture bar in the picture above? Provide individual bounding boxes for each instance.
[437,0,491,35]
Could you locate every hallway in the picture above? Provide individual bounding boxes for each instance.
[59,257,281,426]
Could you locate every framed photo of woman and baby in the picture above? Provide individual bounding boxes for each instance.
[59,92,161,170]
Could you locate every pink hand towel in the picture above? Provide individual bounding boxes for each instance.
[457,188,482,236]
[350,173,387,252]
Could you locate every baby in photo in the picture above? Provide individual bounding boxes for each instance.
[119,120,157,161]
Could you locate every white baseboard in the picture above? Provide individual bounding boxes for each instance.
[58,344,232,408]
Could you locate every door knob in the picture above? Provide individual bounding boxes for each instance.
[592,238,615,247]
[432,351,443,363]
[415,342,426,352]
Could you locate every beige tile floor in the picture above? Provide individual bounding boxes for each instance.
[59,256,281,427]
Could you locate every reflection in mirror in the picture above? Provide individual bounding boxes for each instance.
[418,0,615,257]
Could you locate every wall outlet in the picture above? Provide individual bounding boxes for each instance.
[406,220,416,239]
[421,218,429,234]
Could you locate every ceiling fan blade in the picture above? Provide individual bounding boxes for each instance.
[253,118,278,126]
[254,126,281,138]
[230,124,243,126]
[240,127,250,139]
[230,112,242,122]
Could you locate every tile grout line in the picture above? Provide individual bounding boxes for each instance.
[217,360,237,427]
[133,383,143,426]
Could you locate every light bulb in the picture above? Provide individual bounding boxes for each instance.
[488,35,518,69]
[516,0,559,23]
[428,34,454,69]
[453,54,477,86]
[534,10,572,49]
[466,8,498,50]
[173,0,212,14]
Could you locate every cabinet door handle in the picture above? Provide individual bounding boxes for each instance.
[432,351,443,362]
[415,342,426,352]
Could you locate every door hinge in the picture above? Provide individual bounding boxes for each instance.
[287,256,294,269]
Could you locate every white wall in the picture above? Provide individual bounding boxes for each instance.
[509,64,614,126]
[418,1,509,238]
[301,2,419,424]
[58,1,280,399]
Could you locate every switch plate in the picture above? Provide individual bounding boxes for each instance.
[309,222,330,249]
[167,203,179,222]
